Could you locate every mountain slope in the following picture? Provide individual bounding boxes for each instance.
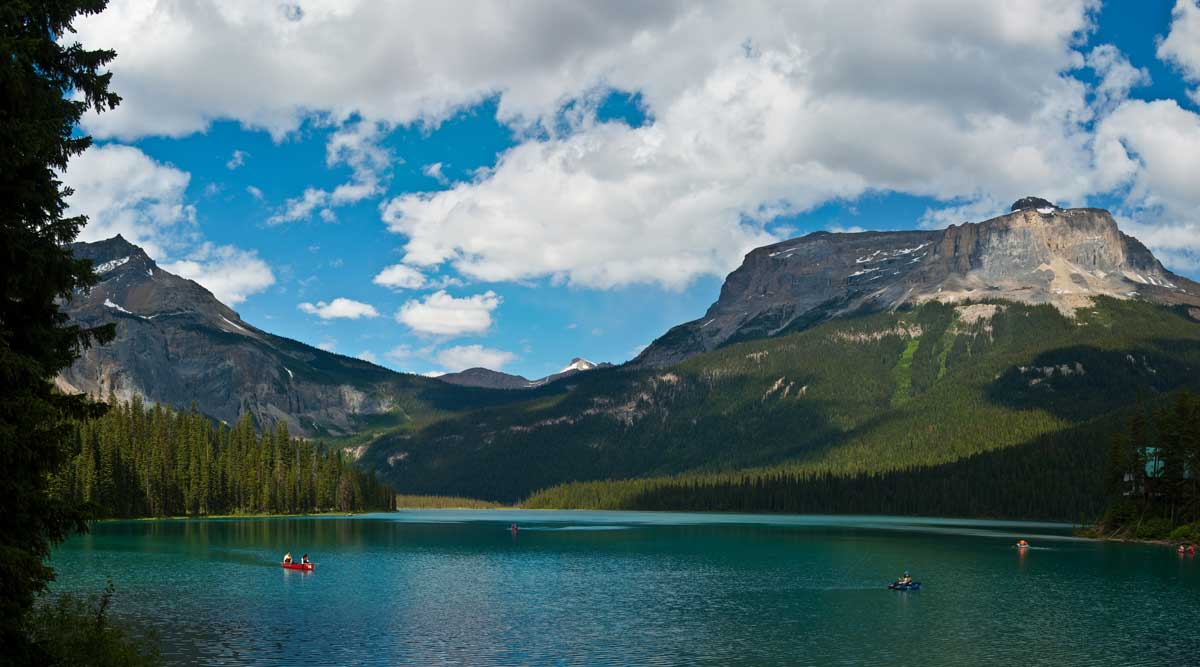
[635,199,1200,366]
[366,297,1200,504]
[61,236,527,437]
[361,202,1200,506]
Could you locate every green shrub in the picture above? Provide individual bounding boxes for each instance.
[1168,522,1200,544]
[1134,517,1175,540]
[25,582,161,667]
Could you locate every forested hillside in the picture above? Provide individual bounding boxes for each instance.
[56,397,394,518]
[366,297,1200,518]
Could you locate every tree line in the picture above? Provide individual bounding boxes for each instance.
[55,396,395,518]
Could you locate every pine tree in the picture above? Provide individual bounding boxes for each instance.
[0,1,120,658]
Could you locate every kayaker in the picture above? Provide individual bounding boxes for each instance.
[301,554,310,565]
[283,552,293,564]
[897,571,912,586]
[1017,539,1029,548]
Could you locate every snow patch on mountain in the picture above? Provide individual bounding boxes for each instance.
[96,256,130,273]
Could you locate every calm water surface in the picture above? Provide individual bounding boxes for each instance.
[50,511,1199,666]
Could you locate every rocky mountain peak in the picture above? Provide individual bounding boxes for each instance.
[635,205,1200,366]
[559,358,597,374]
[60,236,432,436]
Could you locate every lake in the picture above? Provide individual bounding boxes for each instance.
[50,511,1198,666]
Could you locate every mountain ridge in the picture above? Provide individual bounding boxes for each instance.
[60,235,525,437]
[438,357,610,390]
[634,200,1200,366]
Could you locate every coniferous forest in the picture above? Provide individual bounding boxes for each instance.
[1100,392,1200,542]
[56,397,394,518]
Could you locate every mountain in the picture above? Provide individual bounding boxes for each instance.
[634,199,1200,366]
[438,357,609,390]
[60,236,524,437]
[361,202,1200,515]
[437,367,537,390]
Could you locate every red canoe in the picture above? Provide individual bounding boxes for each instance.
[281,562,314,571]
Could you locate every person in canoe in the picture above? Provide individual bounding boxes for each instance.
[1017,539,1030,549]
[301,554,310,565]
[896,571,913,586]
[283,551,293,565]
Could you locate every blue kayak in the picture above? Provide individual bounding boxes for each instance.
[888,582,921,591]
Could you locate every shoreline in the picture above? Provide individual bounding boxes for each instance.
[95,510,381,522]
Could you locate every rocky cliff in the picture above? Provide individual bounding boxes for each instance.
[635,199,1200,366]
[60,236,511,436]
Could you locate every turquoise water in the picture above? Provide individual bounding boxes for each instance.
[50,511,1199,666]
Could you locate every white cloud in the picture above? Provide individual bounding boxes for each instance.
[162,243,276,305]
[246,185,264,199]
[1086,44,1150,112]
[298,297,381,319]
[1158,0,1200,104]
[435,344,517,372]
[395,290,500,336]
[373,264,426,290]
[268,118,392,224]
[268,187,327,225]
[226,149,248,169]
[71,2,1200,281]
[1093,99,1200,268]
[356,350,378,363]
[64,144,195,258]
[318,340,337,352]
[375,2,1103,289]
[384,345,413,364]
[422,162,448,184]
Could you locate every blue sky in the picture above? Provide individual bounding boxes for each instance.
[63,1,1200,378]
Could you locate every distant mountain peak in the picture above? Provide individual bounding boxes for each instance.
[558,358,597,374]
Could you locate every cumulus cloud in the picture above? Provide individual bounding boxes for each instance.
[422,162,448,184]
[372,264,426,290]
[162,243,276,305]
[298,297,381,319]
[435,344,517,372]
[1158,0,1200,104]
[68,2,1200,279]
[226,149,248,169]
[318,340,337,352]
[1093,99,1200,266]
[374,1,1104,288]
[1086,44,1150,112]
[64,144,195,258]
[395,290,500,336]
[70,2,687,139]
[356,350,378,363]
[268,119,392,224]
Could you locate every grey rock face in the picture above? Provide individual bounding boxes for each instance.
[61,236,449,436]
[635,204,1200,366]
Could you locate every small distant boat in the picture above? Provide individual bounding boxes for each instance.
[888,582,921,591]
[1016,540,1030,549]
[282,562,314,571]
